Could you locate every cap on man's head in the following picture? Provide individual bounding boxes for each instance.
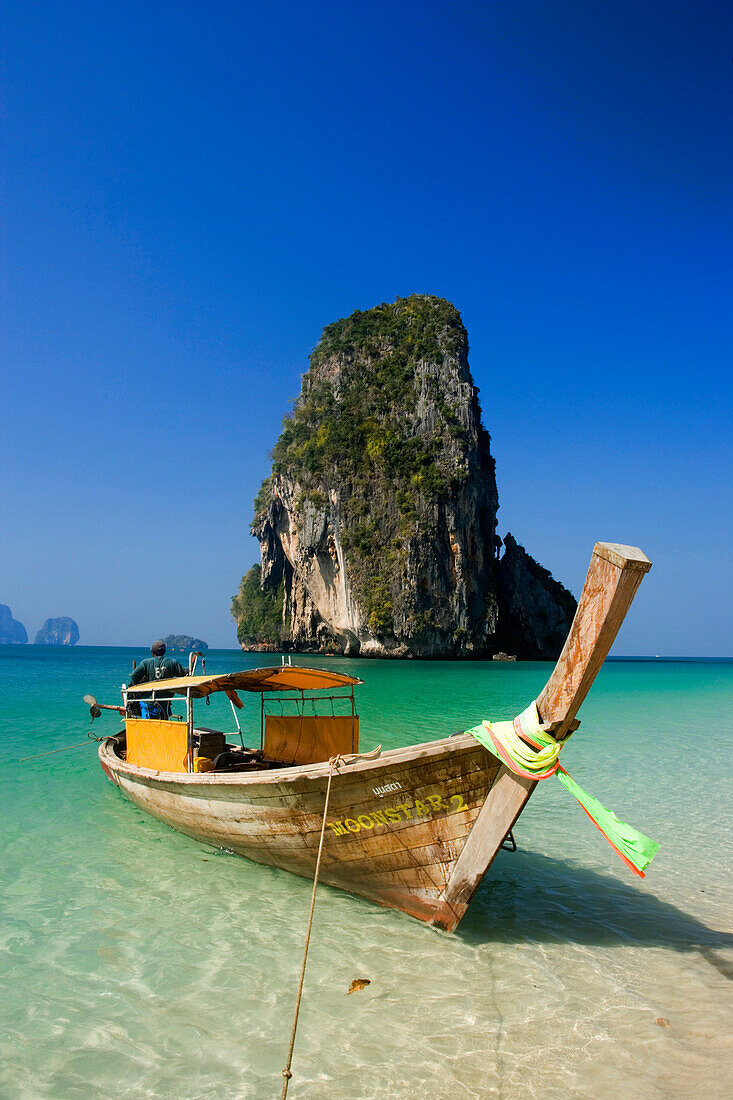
[151,640,166,655]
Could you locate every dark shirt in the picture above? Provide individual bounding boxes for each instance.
[129,655,186,697]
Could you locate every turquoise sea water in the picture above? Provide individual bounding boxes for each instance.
[1,647,732,1099]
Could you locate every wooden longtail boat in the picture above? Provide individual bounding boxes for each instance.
[97,542,651,931]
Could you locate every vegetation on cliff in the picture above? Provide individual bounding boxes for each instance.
[162,634,208,653]
[234,294,574,657]
[251,295,490,639]
[232,565,285,647]
[265,295,467,497]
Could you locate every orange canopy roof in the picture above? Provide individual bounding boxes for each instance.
[126,665,362,698]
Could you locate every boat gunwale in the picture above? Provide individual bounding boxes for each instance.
[99,731,485,787]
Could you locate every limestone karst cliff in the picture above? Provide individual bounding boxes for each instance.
[34,617,79,645]
[0,604,27,644]
[496,534,577,660]
[233,295,575,658]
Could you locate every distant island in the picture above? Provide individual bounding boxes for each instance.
[0,604,28,644]
[163,634,208,653]
[233,294,576,659]
[35,617,79,645]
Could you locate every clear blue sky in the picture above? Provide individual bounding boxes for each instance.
[1,1,731,653]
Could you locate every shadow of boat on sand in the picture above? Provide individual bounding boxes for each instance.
[458,849,733,976]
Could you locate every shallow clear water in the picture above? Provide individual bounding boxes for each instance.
[1,647,731,1099]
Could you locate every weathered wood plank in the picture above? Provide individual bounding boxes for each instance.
[108,743,493,914]
[537,542,651,737]
[429,767,535,929]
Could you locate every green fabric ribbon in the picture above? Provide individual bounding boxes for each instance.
[466,702,659,877]
[554,768,659,875]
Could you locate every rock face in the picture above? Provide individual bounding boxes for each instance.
[496,534,577,659]
[34,617,79,646]
[0,604,28,644]
[163,634,208,653]
[234,295,576,659]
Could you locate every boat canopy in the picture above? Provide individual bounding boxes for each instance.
[126,665,363,699]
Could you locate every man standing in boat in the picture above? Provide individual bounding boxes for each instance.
[128,640,186,717]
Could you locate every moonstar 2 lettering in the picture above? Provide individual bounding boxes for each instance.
[326,793,468,836]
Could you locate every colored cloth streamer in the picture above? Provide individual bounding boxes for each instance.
[466,702,659,877]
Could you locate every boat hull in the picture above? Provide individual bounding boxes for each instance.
[96,542,654,930]
[99,734,534,930]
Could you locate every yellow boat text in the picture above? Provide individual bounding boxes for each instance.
[327,792,468,836]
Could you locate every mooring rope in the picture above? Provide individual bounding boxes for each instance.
[280,745,381,1098]
[13,731,105,764]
